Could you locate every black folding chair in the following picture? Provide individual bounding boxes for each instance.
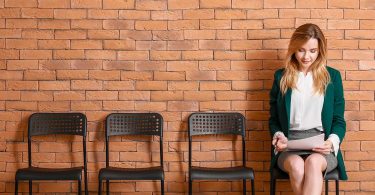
[188,112,255,195]
[15,113,88,195]
[270,145,340,195]
[98,113,164,195]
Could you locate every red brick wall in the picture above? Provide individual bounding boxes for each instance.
[1,0,374,194]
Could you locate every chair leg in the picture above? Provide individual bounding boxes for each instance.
[14,180,18,195]
[325,180,328,195]
[243,179,246,194]
[336,180,339,195]
[98,179,102,195]
[251,179,255,195]
[161,180,164,195]
[29,180,32,195]
[189,179,192,195]
[106,180,109,195]
[270,179,275,195]
[78,180,81,195]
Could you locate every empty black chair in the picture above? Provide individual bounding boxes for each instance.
[188,112,255,195]
[15,113,88,195]
[98,113,164,195]
[270,146,340,195]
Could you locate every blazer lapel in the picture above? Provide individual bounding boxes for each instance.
[285,88,292,130]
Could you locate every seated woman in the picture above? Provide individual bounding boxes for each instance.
[269,23,347,195]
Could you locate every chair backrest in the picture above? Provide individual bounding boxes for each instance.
[188,112,246,166]
[105,113,163,167]
[27,113,87,167]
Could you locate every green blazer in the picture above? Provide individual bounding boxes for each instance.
[269,66,347,180]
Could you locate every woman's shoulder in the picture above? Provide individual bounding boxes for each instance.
[326,66,342,80]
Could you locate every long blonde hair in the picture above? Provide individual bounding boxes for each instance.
[280,23,330,95]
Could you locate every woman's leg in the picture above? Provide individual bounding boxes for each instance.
[283,154,305,195]
[303,153,327,195]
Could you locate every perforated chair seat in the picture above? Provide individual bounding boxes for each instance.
[16,166,84,180]
[191,166,254,180]
[99,166,164,180]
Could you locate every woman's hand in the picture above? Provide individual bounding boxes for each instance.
[272,133,288,152]
[313,140,333,155]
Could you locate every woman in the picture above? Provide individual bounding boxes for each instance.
[269,23,347,195]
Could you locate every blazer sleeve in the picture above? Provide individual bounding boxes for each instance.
[331,70,346,143]
[269,70,282,137]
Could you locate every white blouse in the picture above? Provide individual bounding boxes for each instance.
[275,71,340,156]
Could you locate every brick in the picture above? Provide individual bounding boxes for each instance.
[186,71,216,81]
[119,91,150,101]
[343,50,374,60]
[38,40,70,49]
[168,0,198,9]
[361,81,375,90]
[359,60,375,70]
[168,20,199,30]
[88,10,118,19]
[86,91,118,100]
[38,19,70,29]
[217,30,247,40]
[103,101,135,111]
[184,30,215,40]
[71,40,102,49]
[21,29,53,39]
[183,9,213,20]
[200,81,231,90]
[103,0,134,9]
[151,91,183,101]
[168,101,198,111]
[279,9,310,18]
[182,50,212,60]
[7,60,38,70]
[71,0,101,8]
[217,71,248,80]
[168,40,198,50]
[150,51,180,60]
[135,20,167,30]
[86,50,116,60]
[5,0,37,7]
[54,91,85,101]
[71,80,102,90]
[167,61,198,71]
[53,50,85,59]
[6,39,37,49]
[103,81,134,90]
[135,61,166,71]
[200,0,230,8]
[20,50,52,59]
[247,9,278,19]
[135,102,166,111]
[199,61,230,70]
[136,81,167,90]
[54,9,86,19]
[200,19,231,29]
[347,71,375,80]
[232,81,263,90]
[55,30,86,39]
[39,81,70,90]
[233,0,263,8]
[24,70,56,80]
[103,61,134,70]
[71,19,103,29]
[103,20,134,30]
[200,101,231,111]
[296,19,327,29]
[264,19,295,29]
[151,10,182,20]
[361,0,375,9]
[345,10,375,19]
[6,81,38,90]
[329,0,359,8]
[214,51,245,60]
[121,71,153,80]
[265,0,295,8]
[136,41,166,50]
[38,0,70,8]
[346,30,375,39]
[0,8,20,18]
[0,91,20,100]
[136,0,167,10]
[0,29,21,39]
[311,9,343,19]
[184,91,215,101]
[361,20,375,29]
[71,101,102,111]
[297,0,327,8]
[118,51,149,60]
[246,50,278,60]
[153,30,184,40]
[121,30,151,40]
[168,81,199,90]
[89,70,120,81]
[119,10,150,20]
[21,91,53,101]
[328,19,359,29]
[6,18,37,28]
[88,30,119,39]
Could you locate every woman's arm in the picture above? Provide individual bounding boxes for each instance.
[269,70,282,137]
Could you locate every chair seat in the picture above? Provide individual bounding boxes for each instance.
[99,166,164,180]
[191,166,254,180]
[16,166,83,180]
[272,167,339,180]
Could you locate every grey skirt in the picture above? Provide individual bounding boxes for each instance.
[277,128,338,174]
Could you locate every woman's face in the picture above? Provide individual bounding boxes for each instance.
[295,38,319,72]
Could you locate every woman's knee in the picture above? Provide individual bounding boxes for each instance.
[284,156,305,176]
[305,154,327,171]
